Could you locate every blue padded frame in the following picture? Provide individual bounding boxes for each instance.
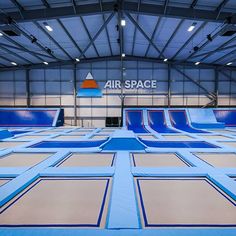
[0,124,236,236]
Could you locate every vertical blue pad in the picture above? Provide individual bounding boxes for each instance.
[126,110,149,133]
[148,110,178,133]
[169,110,208,133]
[214,110,236,127]
[0,108,64,127]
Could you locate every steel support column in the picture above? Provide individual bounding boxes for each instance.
[26,69,30,107]
[73,64,77,126]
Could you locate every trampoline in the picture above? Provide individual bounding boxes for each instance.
[0,141,26,149]
[138,135,157,140]
[193,153,236,167]
[132,153,189,167]
[162,135,195,141]
[139,139,219,148]
[135,177,236,227]
[29,140,107,148]
[56,153,115,167]
[0,177,111,227]
[90,135,109,140]
[52,135,85,140]
[220,142,236,148]
[0,153,53,167]
[199,135,231,140]
[13,135,47,140]
[0,179,11,187]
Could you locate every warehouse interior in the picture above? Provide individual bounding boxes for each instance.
[0,1,236,236]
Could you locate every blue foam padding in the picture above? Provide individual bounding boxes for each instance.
[77,88,102,97]
[40,167,115,177]
[191,122,225,129]
[214,110,236,127]
[102,138,146,150]
[169,110,209,133]
[140,139,219,148]
[10,130,30,136]
[148,110,179,133]
[107,152,140,229]
[0,108,64,127]
[0,228,236,236]
[0,129,13,140]
[126,110,149,133]
[29,139,108,148]
[188,108,224,129]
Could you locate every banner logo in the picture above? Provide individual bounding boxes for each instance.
[77,72,102,97]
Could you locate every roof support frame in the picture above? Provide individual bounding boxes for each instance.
[173,66,216,101]
[159,19,184,59]
[33,21,73,60]
[131,0,141,56]
[99,0,113,56]
[144,16,162,57]
[0,1,234,24]
[125,12,163,57]
[171,21,207,60]
[77,12,115,59]
[79,16,100,57]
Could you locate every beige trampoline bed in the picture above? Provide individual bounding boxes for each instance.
[0,177,111,227]
[56,153,115,167]
[131,153,189,167]
[0,152,53,167]
[135,177,236,227]
[193,152,236,167]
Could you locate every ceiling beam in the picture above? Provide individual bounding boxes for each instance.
[159,19,184,59]
[163,0,169,14]
[131,0,141,56]
[0,1,234,24]
[126,12,163,57]
[99,0,113,56]
[190,0,198,8]
[144,16,162,57]
[2,54,236,72]
[79,16,100,57]
[216,0,230,19]
[200,34,236,63]
[33,21,73,60]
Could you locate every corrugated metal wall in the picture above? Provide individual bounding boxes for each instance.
[0,60,235,127]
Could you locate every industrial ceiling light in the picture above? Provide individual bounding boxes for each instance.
[75,58,80,62]
[164,58,168,62]
[121,18,126,27]
[45,47,52,54]
[188,22,197,32]
[227,62,233,66]
[195,61,200,65]
[31,35,37,43]
[43,61,48,65]
[0,32,3,36]
[11,62,17,66]
[207,34,213,41]
[43,22,53,32]
[122,53,125,57]
[193,46,199,52]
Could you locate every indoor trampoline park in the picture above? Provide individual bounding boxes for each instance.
[0,1,236,236]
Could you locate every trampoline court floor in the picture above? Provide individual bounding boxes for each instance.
[0,126,236,236]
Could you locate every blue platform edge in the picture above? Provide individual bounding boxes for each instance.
[0,129,13,140]
[0,108,64,127]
